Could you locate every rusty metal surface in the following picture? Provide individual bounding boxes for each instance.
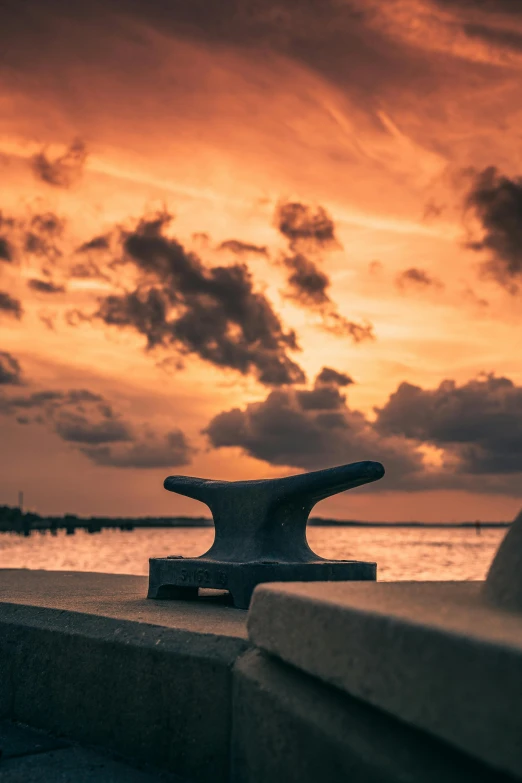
[148,460,384,608]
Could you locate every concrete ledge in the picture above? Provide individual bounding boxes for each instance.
[248,581,522,780]
[0,570,249,783]
[232,649,511,783]
[3,569,521,782]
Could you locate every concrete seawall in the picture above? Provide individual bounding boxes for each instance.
[0,569,520,782]
[0,570,248,783]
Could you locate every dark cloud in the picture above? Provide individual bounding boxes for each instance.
[283,254,375,343]
[275,202,375,342]
[274,204,330,309]
[93,212,305,386]
[281,251,375,341]
[0,291,23,319]
[218,239,268,256]
[275,202,338,248]
[465,166,522,292]
[31,138,88,188]
[0,210,64,272]
[54,410,132,444]
[203,368,423,486]
[28,279,66,294]
[283,253,330,306]
[39,312,57,331]
[320,313,375,342]
[396,267,444,289]
[316,367,353,386]
[77,235,110,253]
[295,384,347,411]
[0,351,22,385]
[0,380,193,468]
[0,388,102,415]
[98,289,169,349]
[0,237,12,262]
[23,212,64,266]
[80,429,191,468]
[65,308,92,326]
[375,374,522,475]
[27,213,63,237]
[205,369,522,492]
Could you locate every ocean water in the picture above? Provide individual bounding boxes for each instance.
[0,525,507,581]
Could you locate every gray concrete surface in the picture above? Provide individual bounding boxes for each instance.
[0,570,249,783]
[0,569,247,640]
[248,580,522,780]
[3,568,521,782]
[231,649,513,783]
[0,720,185,781]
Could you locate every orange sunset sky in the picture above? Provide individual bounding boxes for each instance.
[1,0,522,521]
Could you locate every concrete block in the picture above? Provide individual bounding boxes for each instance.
[248,580,522,779]
[231,650,510,783]
[0,570,249,783]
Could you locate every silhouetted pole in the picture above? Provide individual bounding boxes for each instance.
[18,491,23,514]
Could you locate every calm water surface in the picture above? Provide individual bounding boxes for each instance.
[0,526,507,581]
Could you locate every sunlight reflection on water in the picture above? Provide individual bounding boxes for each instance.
[0,526,507,581]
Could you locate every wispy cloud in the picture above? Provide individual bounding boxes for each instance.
[31,138,88,188]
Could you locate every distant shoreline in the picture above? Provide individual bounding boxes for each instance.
[308,519,510,528]
[0,503,512,534]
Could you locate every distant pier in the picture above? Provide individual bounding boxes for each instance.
[0,505,213,536]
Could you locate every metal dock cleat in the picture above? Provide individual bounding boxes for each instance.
[148,460,384,609]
